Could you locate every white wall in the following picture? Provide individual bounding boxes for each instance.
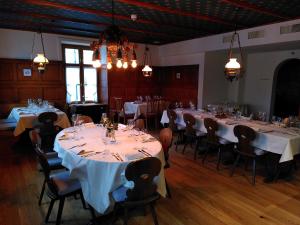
[239,49,300,118]
[157,18,300,111]
[0,28,160,65]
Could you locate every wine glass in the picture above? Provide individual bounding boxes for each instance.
[71,114,78,127]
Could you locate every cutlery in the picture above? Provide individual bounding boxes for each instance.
[112,153,120,161]
[112,153,123,161]
[115,153,124,161]
[68,143,86,149]
[78,150,94,155]
[82,151,103,158]
[139,149,152,157]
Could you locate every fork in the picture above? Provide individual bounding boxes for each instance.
[68,143,86,149]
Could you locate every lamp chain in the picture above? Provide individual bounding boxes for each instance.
[30,32,36,60]
[40,32,47,62]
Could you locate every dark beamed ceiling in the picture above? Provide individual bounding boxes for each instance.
[0,0,299,45]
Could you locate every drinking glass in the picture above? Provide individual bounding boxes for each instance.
[72,114,78,127]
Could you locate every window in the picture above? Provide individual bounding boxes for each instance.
[63,45,98,103]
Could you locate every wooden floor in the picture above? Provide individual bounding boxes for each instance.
[1,131,300,225]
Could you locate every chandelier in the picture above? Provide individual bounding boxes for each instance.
[90,0,137,70]
[142,46,152,77]
[31,31,49,74]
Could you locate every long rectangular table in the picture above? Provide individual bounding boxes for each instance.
[8,107,71,136]
[161,109,300,163]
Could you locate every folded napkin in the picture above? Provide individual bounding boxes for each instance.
[253,127,273,133]
[125,152,145,161]
[225,120,238,125]
[84,122,96,128]
[141,137,157,143]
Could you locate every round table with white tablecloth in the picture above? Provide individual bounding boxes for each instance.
[53,124,166,214]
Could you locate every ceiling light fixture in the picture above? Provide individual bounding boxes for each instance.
[224,10,243,81]
[31,31,49,74]
[142,46,152,77]
[90,0,137,70]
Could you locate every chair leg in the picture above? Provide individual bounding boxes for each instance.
[45,199,55,223]
[165,178,171,198]
[123,207,129,225]
[244,158,249,171]
[39,178,46,205]
[202,148,210,165]
[182,142,187,154]
[252,159,256,185]
[150,204,159,225]
[217,147,222,171]
[89,204,96,220]
[230,154,240,177]
[175,134,180,152]
[56,198,65,225]
[79,191,87,209]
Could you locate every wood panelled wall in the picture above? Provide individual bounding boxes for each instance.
[0,58,66,117]
[0,58,199,116]
[108,66,161,107]
[97,65,199,109]
[157,65,199,107]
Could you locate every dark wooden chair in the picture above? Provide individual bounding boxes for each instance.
[182,113,206,160]
[202,118,233,170]
[36,112,60,152]
[134,118,145,130]
[33,142,64,205]
[159,128,173,198]
[230,125,267,185]
[112,157,162,225]
[145,100,159,130]
[110,97,123,123]
[167,109,184,151]
[35,146,88,225]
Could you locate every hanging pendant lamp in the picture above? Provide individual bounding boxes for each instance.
[142,46,152,77]
[31,31,49,74]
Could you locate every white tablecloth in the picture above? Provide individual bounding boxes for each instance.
[124,102,147,119]
[161,109,300,163]
[53,124,166,213]
[8,107,71,136]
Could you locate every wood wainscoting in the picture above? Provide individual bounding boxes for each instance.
[0,58,66,117]
[108,65,199,109]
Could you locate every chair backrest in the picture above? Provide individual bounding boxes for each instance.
[35,146,51,180]
[114,97,123,113]
[37,112,59,151]
[34,146,59,195]
[233,125,256,156]
[38,112,58,124]
[167,109,177,131]
[203,118,219,144]
[146,100,158,114]
[125,157,161,201]
[183,113,196,136]
[159,128,173,154]
[134,119,145,130]
[77,115,93,124]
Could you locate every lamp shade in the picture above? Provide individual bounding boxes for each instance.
[142,65,152,77]
[225,58,241,69]
[33,54,49,64]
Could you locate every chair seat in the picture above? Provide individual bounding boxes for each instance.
[112,185,128,202]
[219,137,231,145]
[46,152,59,159]
[47,156,63,169]
[254,148,266,156]
[0,122,16,131]
[196,130,207,137]
[0,118,17,123]
[50,171,81,196]
[177,124,185,131]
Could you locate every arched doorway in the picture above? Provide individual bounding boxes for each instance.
[271,58,300,118]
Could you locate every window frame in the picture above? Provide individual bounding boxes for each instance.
[62,44,99,103]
